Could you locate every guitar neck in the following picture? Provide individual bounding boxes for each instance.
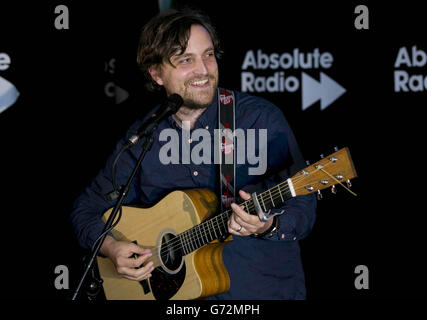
[178,179,294,256]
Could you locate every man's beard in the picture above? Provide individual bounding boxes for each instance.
[182,75,218,110]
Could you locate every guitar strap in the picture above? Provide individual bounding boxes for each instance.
[217,88,236,214]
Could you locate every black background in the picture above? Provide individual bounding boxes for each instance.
[0,1,425,301]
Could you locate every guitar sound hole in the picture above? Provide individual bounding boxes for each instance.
[160,232,183,272]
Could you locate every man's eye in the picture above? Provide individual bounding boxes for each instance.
[180,58,191,64]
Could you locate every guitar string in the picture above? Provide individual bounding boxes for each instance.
[156,212,231,260]
[156,159,342,257]
[155,161,342,255]
[158,189,314,259]
[156,159,343,257]
[157,178,297,256]
[156,187,288,257]
[249,157,340,207]
[159,182,293,256]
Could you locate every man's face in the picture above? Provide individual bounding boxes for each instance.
[150,24,219,109]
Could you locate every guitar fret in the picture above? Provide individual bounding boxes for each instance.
[180,232,186,255]
[187,231,192,252]
[196,229,200,248]
[187,229,194,252]
[195,228,200,248]
[214,217,222,237]
[204,221,211,242]
[211,220,216,241]
[205,222,210,243]
[182,232,189,255]
[268,189,275,207]
[221,213,228,232]
[179,234,186,255]
[278,185,284,202]
[200,222,208,245]
[260,194,267,212]
[211,219,218,239]
[208,221,214,242]
[187,230,194,252]
[185,230,191,252]
[195,226,201,248]
[209,219,216,240]
[200,225,205,246]
[192,229,197,251]
[220,216,226,234]
[206,221,213,242]
[245,202,250,214]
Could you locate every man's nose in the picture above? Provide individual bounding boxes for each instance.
[194,57,209,75]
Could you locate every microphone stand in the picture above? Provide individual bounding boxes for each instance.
[71,134,155,301]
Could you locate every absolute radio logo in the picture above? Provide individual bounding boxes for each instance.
[241,48,346,111]
[394,45,427,92]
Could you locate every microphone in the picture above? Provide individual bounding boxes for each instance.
[126,93,183,147]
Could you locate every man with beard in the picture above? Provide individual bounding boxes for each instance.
[70,8,316,300]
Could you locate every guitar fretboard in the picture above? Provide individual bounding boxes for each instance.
[178,179,294,255]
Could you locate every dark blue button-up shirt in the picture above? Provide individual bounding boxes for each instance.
[70,90,316,300]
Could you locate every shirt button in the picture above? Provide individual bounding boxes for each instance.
[188,138,192,143]
[205,125,209,129]
[193,171,198,176]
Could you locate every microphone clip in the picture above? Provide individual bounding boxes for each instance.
[105,185,124,202]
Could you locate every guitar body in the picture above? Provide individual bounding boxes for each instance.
[97,188,231,300]
[96,147,358,300]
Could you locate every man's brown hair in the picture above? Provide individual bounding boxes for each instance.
[136,8,222,91]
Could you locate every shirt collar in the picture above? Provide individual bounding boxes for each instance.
[166,93,218,130]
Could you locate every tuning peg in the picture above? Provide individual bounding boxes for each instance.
[334,146,339,152]
[331,185,337,194]
[346,179,352,188]
[317,190,323,200]
[305,160,310,166]
[320,154,324,159]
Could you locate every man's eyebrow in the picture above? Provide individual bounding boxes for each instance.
[171,52,193,61]
[204,46,215,52]
[171,47,215,61]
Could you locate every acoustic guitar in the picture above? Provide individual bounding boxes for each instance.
[97,147,357,300]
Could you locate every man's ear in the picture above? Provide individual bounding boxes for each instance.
[148,65,164,86]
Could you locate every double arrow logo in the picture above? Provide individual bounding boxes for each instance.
[0,76,20,114]
[301,72,346,111]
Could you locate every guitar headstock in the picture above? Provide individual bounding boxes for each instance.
[292,147,357,196]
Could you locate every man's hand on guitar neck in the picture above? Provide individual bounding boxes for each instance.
[228,190,273,237]
[100,236,154,281]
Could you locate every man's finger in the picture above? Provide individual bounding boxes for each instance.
[118,261,154,279]
[239,190,251,201]
[131,252,153,268]
[231,212,252,231]
[231,203,257,224]
[130,243,150,256]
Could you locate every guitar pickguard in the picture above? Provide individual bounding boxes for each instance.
[149,263,186,300]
